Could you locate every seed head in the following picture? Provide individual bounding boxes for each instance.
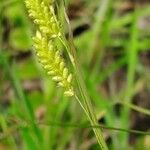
[25,0,74,96]
[33,31,74,96]
[25,0,60,38]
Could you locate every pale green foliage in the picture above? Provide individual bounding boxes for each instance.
[25,0,74,96]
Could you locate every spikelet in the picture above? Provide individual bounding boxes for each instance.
[33,31,74,96]
[25,0,60,38]
[25,0,74,96]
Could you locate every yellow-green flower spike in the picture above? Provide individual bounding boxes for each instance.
[25,0,74,96]
[33,31,74,96]
[25,0,60,38]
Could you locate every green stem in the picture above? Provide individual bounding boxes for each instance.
[118,101,150,116]
[60,5,108,149]
[120,10,139,149]
[59,35,108,149]
[73,56,108,150]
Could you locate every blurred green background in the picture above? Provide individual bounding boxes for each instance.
[0,0,150,149]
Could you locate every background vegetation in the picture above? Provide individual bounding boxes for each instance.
[0,0,150,149]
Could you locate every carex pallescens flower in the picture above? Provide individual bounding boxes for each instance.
[25,0,60,38]
[25,0,74,96]
[33,31,74,96]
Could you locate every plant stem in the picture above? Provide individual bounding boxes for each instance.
[73,56,108,150]
[116,101,150,116]
[119,10,139,149]
[60,5,108,149]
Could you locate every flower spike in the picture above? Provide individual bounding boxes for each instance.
[25,0,74,96]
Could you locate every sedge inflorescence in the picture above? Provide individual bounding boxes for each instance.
[25,0,74,96]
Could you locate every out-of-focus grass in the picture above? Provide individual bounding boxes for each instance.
[0,0,150,150]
